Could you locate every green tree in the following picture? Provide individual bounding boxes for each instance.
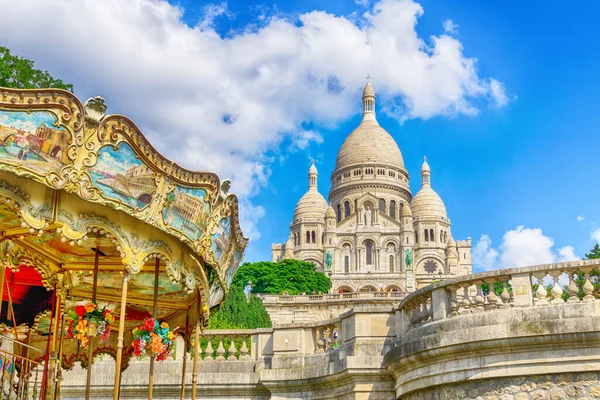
[232,259,331,295]
[207,284,271,329]
[585,243,600,260]
[0,46,73,91]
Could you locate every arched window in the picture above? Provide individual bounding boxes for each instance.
[293,234,297,246]
[344,256,349,274]
[354,199,358,212]
[379,199,386,213]
[311,231,316,244]
[415,232,419,243]
[322,233,324,244]
[424,229,429,242]
[306,231,310,244]
[440,231,443,242]
[366,241,373,265]
[430,229,434,242]
[390,200,396,219]
[406,237,409,244]
[344,200,351,218]
[389,255,394,272]
[336,204,341,222]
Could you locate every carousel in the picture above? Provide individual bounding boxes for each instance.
[0,87,247,399]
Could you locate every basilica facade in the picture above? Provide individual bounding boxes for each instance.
[271,82,472,293]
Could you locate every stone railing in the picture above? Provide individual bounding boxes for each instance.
[198,328,273,361]
[263,291,406,304]
[396,259,600,334]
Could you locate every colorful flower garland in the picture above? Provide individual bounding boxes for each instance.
[132,318,177,362]
[67,302,115,347]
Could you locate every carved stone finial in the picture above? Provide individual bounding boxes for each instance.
[84,96,107,127]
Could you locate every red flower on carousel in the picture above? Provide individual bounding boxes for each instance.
[101,323,111,342]
[143,318,156,332]
[132,339,143,357]
[75,305,87,318]
[156,351,167,362]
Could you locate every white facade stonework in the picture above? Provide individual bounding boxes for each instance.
[272,83,472,292]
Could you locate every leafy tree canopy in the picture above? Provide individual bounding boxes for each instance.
[585,243,600,260]
[207,284,271,329]
[0,46,73,91]
[232,259,331,295]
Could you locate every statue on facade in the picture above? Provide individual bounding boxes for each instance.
[364,208,372,226]
[405,248,413,271]
[325,251,333,270]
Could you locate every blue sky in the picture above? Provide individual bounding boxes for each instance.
[1,0,599,271]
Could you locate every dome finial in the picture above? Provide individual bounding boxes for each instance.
[308,159,318,188]
[362,78,376,121]
[421,156,431,186]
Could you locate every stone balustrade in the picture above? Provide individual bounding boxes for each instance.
[263,291,406,305]
[397,259,600,334]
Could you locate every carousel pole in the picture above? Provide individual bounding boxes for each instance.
[113,270,129,400]
[84,246,100,400]
[54,314,66,399]
[148,257,160,400]
[179,307,189,400]
[191,291,200,400]
[40,284,56,400]
[46,284,62,400]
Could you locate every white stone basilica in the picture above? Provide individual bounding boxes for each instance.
[271,82,472,293]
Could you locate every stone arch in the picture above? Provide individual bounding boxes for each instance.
[343,199,351,218]
[334,282,356,292]
[382,238,399,250]
[304,257,323,272]
[339,240,354,251]
[359,284,378,292]
[384,283,405,292]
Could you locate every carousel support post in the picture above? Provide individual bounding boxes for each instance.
[191,291,201,400]
[40,285,56,400]
[85,246,100,400]
[113,270,129,400]
[148,257,160,400]
[179,308,189,400]
[46,285,62,400]
[54,314,66,399]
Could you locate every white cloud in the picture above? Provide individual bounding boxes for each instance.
[473,226,579,271]
[443,19,459,34]
[0,0,508,240]
[577,215,585,222]
[592,228,600,243]
[557,246,579,262]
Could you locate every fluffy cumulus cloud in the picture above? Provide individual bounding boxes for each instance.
[0,0,508,239]
[473,226,579,271]
[592,228,600,243]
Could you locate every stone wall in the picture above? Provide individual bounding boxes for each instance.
[402,373,600,400]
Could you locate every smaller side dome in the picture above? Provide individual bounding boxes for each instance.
[412,157,447,219]
[325,206,336,219]
[293,161,328,222]
[401,204,412,216]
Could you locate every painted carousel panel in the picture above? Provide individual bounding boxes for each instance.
[90,142,153,210]
[0,110,70,174]
[163,185,210,240]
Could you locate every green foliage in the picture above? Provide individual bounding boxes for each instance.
[0,46,73,91]
[232,259,331,295]
[206,284,271,330]
[481,281,511,296]
[585,243,600,260]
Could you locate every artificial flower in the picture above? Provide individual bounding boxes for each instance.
[104,312,115,323]
[84,302,95,313]
[102,324,111,342]
[76,319,88,334]
[160,322,168,329]
[143,318,156,332]
[75,305,87,318]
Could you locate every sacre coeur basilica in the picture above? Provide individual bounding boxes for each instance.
[272,81,473,293]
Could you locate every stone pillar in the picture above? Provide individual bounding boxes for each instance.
[432,287,451,320]
[512,272,533,307]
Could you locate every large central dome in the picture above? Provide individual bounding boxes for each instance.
[334,82,405,173]
[335,119,405,171]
